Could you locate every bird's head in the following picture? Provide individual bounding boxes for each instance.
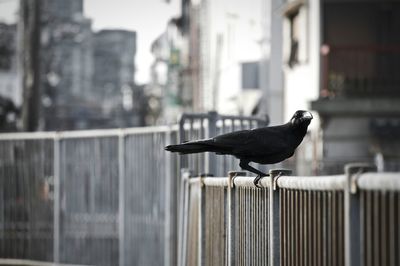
[290,110,313,127]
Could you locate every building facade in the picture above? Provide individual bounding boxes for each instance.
[276,0,400,174]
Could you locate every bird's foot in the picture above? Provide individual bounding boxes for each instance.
[253,175,263,188]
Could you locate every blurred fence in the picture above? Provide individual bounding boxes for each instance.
[0,111,266,266]
[179,164,400,266]
[0,127,179,266]
[179,112,268,177]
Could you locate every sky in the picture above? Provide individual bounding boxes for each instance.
[0,0,180,84]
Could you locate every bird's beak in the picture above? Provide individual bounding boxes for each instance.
[302,112,313,120]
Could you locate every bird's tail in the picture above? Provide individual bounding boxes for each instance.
[165,139,216,155]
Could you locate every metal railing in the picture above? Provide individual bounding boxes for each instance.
[0,127,179,266]
[179,111,269,177]
[180,163,400,266]
[0,111,265,266]
[321,44,400,98]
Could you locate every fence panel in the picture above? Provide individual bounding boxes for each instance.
[203,178,228,266]
[0,127,178,266]
[123,128,177,266]
[233,178,269,266]
[177,167,400,266]
[357,173,400,266]
[58,136,119,266]
[0,135,55,262]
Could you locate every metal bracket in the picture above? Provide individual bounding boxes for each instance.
[228,171,247,188]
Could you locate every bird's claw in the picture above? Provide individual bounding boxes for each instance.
[253,175,263,188]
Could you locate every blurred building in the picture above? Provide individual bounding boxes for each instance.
[0,23,19,131]
[18,0,143,130]
[149,0,266,124]
[41,0,95,130]
[0,23,20,104]
[148,19,185,124]
[274,0,400,174]
[93,30,140,127]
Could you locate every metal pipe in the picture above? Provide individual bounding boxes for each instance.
[277,175,346,191]
[53,134,60,263]
[357,173,400,191]
[118,131,125,266]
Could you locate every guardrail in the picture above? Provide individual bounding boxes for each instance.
[179,163,400,266]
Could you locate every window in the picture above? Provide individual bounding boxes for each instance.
[288,10,300,67]
[241,62,259,89]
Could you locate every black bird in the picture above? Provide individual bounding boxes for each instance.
[165,110,313,186]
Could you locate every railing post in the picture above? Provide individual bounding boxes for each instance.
[227,171,246,266]
[207,111,218,175]
[178,170,191,266]
[344,163,376,266]
[53,134,60,263]
[118,131,126,266]
[198,174,205,266]
[269,169,292,266]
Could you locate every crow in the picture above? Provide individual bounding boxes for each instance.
[165,110,313,187]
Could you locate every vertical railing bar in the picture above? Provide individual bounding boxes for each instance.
[251,188,254,266]
[389,191,395,266]
[308,191,312,266]
[397,191,400,266]
[366,191,372,266]
[198,175,205,266]
[164,129,173,266]
[339,191,343,266]
[207,111,218,176]
[270,170,291,266]
[280,189,285,266]
[290,189,293,266]
[299,190,305,266]
[293,189,299,265]
[373,191,379,266]
[304,191,308,266]
[118,131,125,266]
[316,191,324,265]
[380,191,387,266]
[227,172,235,266]
[53,134,60,263]
[332,191,337,266]
[327,191,332,266]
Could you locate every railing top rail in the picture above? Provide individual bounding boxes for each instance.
[203,177,229,187]
[195,175,349,190]
[0,131,57,140]
[277,175,347,191]
[357,172,400,191]
[0,258,88,266]
[0,125,178,140]
[233,176,270,188]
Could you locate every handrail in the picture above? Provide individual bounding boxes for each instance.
[357,172,400,191]
[277,175,347,191]
[0,125,178,140]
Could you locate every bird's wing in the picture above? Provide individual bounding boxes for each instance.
[229,126,291,157]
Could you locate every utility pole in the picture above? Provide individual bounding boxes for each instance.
[20,0,42,131]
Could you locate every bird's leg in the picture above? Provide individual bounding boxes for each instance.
[239,160,268,188]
